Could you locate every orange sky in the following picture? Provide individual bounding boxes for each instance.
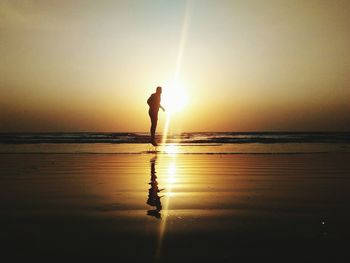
[1,0,350,132]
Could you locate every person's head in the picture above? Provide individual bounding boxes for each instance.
[156,86,162,94]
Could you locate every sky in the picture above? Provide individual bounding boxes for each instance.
[1,0,350,132]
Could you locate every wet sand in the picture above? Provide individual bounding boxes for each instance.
[1,153,350,262]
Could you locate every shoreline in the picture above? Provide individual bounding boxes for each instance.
[1,142,349,155]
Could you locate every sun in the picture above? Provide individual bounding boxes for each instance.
[162,85,188,113]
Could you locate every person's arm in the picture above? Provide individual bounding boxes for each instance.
[160,105,165,112]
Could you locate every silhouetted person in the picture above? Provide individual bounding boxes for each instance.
[147,156,164,219]
[147,86,165,146]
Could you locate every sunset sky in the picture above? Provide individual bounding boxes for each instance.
[1,0,349,132]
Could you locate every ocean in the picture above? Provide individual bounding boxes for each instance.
[1,132,349,154]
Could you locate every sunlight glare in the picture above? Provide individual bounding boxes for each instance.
[162,84,188,113]
[167,162,177,184]
[164,144,180,154]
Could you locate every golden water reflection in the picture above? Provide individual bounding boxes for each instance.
[146,156,164,219]
[146,154,178,261]
[163,144,181,154]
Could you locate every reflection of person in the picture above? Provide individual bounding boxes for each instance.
[147,156,164,219]
[147,86,165,146]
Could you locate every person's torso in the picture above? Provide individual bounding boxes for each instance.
[149,93,161,111]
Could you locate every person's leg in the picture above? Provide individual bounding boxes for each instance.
[150,113,158,144]
[150,122,156,140]
[151,119,157,140]
[149,111,154,139]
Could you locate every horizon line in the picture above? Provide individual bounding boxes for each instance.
[1,131,350,134]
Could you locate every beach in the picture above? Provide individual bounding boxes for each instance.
[1,145,350,262]
[2,0,349,260]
